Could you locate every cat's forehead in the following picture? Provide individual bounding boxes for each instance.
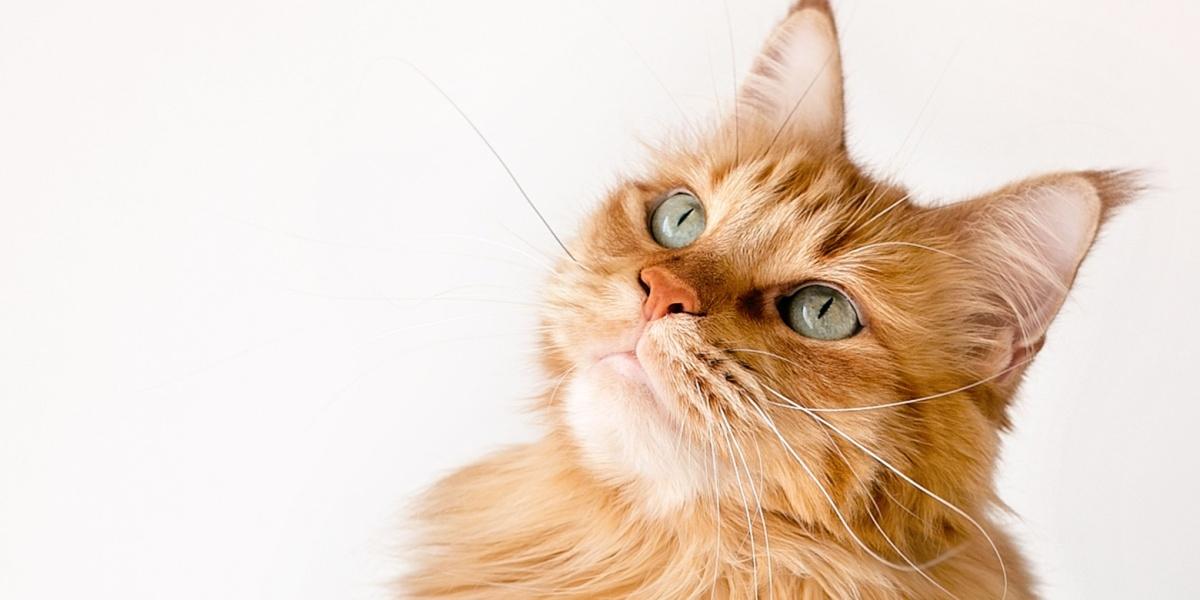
[645,151,883,274]
[663,144,862,212]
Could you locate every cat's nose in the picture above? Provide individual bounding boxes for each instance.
[639,266,702,321]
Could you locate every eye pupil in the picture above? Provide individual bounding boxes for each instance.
[650,192,706,249]
[817,297,834,318]
[782,284,861,340]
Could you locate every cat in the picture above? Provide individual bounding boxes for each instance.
[400,1,1136,597]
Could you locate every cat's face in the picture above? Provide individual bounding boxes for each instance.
[542,143,930,519]
[536,1,1131,529]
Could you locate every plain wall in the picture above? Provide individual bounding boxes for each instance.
[2,0,1197,598]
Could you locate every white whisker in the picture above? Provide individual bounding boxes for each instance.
[715,408,772,595]
[764,385,1009,600]
[840,240,973,264]
[400,60,578,263]
[719,410,774,598]
[730,347,1031,414]
[834,239,1039,347]
[717,410,759,591]
[432,233,558,274]
[707,425,723,600]
[812,412,960,598]
[746,400,931,573]
[546,365,578,408]
[852,192,911,232]
[803,357,1031,413]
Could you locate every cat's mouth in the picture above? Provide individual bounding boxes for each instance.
[591,316,705,412]
[589,317,649,374]
[596,350,647,383]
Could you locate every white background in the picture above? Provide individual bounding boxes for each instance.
[2,1,1197,598]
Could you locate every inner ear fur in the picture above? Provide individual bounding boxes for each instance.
[734,0,846,152]
[930,170,1140,395]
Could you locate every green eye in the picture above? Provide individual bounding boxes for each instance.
[782,284,861,340]
[650,192,706,248]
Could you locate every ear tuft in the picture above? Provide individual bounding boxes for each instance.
[1076,169,1145,225]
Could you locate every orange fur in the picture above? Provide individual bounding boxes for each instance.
[400,2,1137,598]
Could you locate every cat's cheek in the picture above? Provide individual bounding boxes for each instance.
[561,367,708,518]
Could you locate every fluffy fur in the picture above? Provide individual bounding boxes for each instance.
[400,1,1137,597]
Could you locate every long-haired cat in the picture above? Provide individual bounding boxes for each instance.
[400,1,1136,597]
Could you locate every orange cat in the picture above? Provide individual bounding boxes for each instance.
[401,1,1136,597]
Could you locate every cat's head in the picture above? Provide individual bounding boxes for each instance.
[537,0,1134,537]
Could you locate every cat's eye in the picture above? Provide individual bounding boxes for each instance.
[781,284,861,340]
[650,192,706,248]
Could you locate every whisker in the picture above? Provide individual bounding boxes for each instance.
[705,26,723,124]
[390,296,546,309]
[400,60,578,263]
[673,410,690,456]
[833,179,887,239]
[763,385,1009,600]
[762,48,836,156]
[752,435,768,504]
[838,44,960,240]
[365,315,475,342]
[717,410,759,588]
[431,233,558,274]
[719,409,774,598]
[850,192,911,232]
[321,329,551,413]
[707,424,723,600]
[762,0,864,156]
[800,358,1030,413]
[884,42,962,178]
[545,365,579,408]
[879,482,921,522]
[499,223,567,268]
[723,0,739,162]
[728,346,1031,414]
[835,239,1039,348]
[746,400,930,573]
[839,240,974,264]
[889,41,964,178]
[812,411,959,598]
[592,5,695,131]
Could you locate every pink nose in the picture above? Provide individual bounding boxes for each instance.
[639,266,702,321]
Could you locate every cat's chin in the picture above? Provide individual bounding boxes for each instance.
[562,342,708,518]
[570,349,678,443]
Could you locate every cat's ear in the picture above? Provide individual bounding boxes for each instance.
[938,171,1139,383]
[736,0,845,151]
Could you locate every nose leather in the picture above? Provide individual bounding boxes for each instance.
[639,266,702,321]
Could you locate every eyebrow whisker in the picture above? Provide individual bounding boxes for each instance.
[401,60,578,263]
